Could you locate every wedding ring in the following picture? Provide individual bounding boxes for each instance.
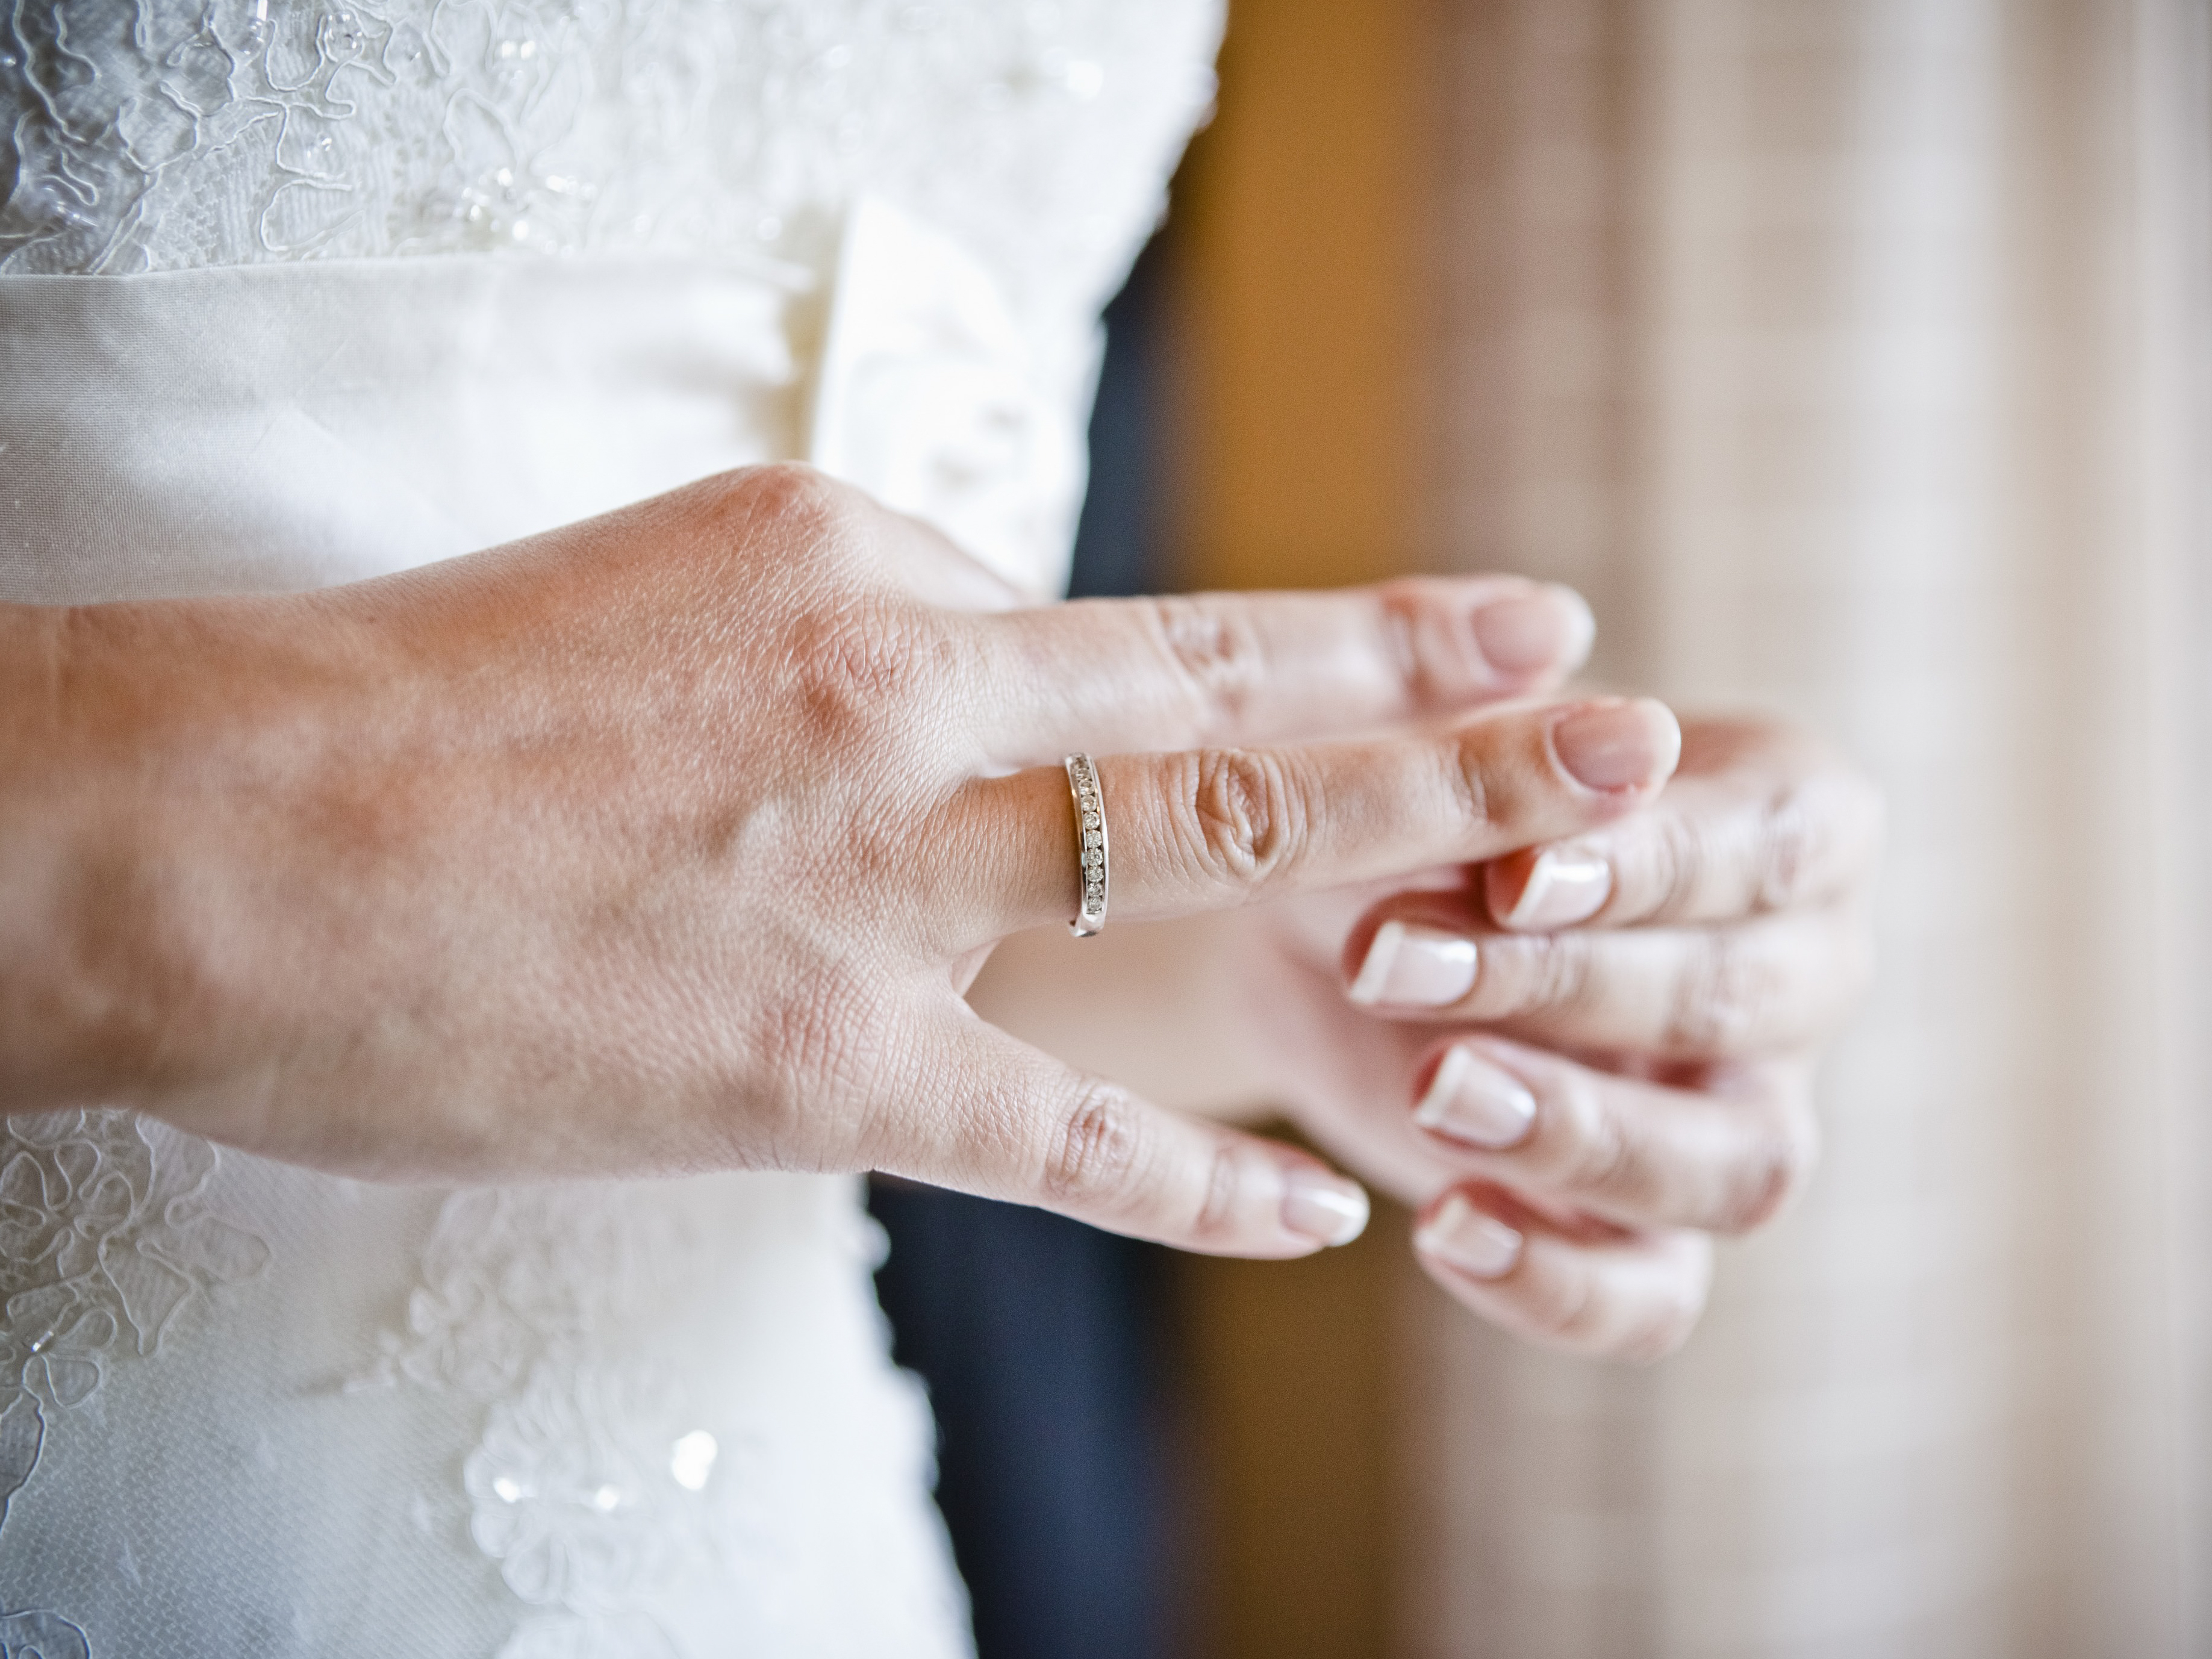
[1065,753,1108,937]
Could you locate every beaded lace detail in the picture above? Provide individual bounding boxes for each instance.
[355,1189,767,1654]
[0,1111,269,1508]
[0,1110,269,1654]
[0,0,1221,349]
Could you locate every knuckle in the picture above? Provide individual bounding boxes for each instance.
[1663,933,1783,1053]
[1645,811,1710,919]
[1754,769,1887,913]
[1713,1092,1821,1233]
[1191,1141,1248,1247]
[1443,729,1500,833]
[1516,1256,1706,1364]
[1149,596,1266,738]
[1175,747,1312,889]
[1378,580,1478,703]
[789,601,944,736]
[1487,932,1599,1022]
[1546,1074,1647,1204]
[1045,1080,1149,1207]
[719,461,855,548]
[743,459,848,515]
[1754,785,1824,912]
[1521,1266,1610,1352]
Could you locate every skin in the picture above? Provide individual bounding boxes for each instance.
[0,463,1701,1268]
[1344,717,1877,1359]
[975,717,1882,1360]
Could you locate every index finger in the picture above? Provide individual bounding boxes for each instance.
[1486,727,1884,930]
[969,577,1594,766]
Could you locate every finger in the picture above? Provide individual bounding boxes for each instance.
[1342,900,1869,1058]
[1411,1183,1713,1363]
[866,1004,1372,1259]
[1485,723,1884,930]
[948,696,1680,943]
[1405,1039,1817,1232]
[969,577,1595,764]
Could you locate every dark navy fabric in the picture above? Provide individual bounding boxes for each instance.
[868,236,1188,1659]
[868,1183,1183,1659]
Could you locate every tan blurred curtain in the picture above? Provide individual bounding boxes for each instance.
[1403,2,2212,1655]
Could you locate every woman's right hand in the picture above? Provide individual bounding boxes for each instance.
[0,464,1679,1259]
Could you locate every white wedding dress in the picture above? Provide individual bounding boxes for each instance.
[0,3,1222,1654]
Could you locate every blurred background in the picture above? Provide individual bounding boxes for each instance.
[880,1,2212,1654]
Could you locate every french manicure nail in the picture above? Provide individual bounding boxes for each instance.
[1283,1167,1371,1247]
[1415,1191,1524,1280]
[1414,1047,1537,1149]
[1503,844,1612,930]
[1347,920,1478,1008]
[1470,587,1596,678]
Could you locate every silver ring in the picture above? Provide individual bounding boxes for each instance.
[1065,754,1108,938]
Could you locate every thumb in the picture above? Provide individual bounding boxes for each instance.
[868,1007,1370,1257]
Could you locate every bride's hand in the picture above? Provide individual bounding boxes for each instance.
[1279,716,1880,1356]
[0,464,1680,1260]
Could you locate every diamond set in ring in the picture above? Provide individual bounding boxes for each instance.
[1065,753,1108,937]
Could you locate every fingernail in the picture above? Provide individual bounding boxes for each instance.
[1413,1047,1537,1149]
[1470,586,1596,679]
[1283,1167,1371,1247]
[1500,844,1612,930]
[1347,920,1477,1007]
[1553,698,1681,792]
[1415,1191,1524,1280]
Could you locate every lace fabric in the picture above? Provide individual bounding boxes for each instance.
[0,1110,272,1641]
[1,1133,968,1658]
[0,0,1219,382]
[0,1,1226,1652]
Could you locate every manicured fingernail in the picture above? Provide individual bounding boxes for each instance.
[1500,844,1612,930]
[1414,1047,1537,1149]
[1415,1192,1524,1280]
[1471,586,1596,678]
[1347,920,1477,1007]
[1283,1168,1370,1247]
[1552,698,1681,792]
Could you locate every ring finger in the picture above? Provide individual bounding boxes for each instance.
[1484,723,1884,933]
[939,696,1681,949]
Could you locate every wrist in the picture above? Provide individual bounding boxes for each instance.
[0,596,345,1113]
[1,603,146,1106]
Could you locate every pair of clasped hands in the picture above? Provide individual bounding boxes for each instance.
[9,467,1879,1363]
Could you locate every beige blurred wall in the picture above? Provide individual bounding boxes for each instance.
[1165,2,2212,1656]
[1166,0,1427,596]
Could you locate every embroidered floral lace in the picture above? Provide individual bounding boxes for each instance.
[0,0,1217,372]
